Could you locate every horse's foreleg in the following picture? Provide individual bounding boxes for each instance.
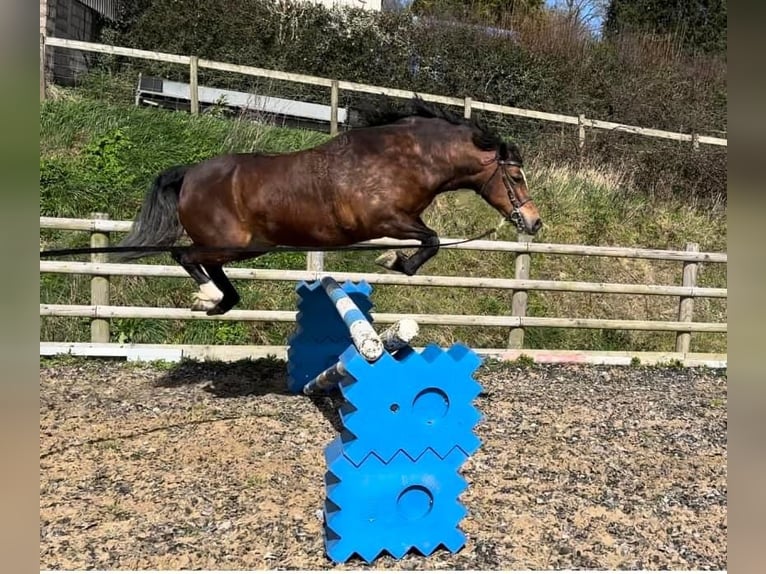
[375,219,439,276]
[396,233,440,275]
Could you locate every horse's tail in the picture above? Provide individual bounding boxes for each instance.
[114,165,190,261]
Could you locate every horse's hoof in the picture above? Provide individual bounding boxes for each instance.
[191,298,218,312]
[375,250,399,271]
[206,305,226,316]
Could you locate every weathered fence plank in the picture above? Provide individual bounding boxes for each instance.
[40,304,727,333]
[42,37,727,148]
[676,243,700,353]
[508,233,532,348]
[89,213,110,344]
[39,260,727,298]
[39,217,728,263]
[189,56,199,115]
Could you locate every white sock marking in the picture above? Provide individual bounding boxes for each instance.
[199,281,224,303]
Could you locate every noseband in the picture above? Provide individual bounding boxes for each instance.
[477,155,532,232]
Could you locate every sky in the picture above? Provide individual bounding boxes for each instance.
[545,0,605,33]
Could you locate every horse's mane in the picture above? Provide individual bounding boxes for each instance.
[355,96,522,162]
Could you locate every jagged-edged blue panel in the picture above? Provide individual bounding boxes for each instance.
[323,446,470,564]
[334,343,483,465]
[286,280,373,394]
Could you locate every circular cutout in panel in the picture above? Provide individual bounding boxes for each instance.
[412,387,450,424]
[396,485,434,521]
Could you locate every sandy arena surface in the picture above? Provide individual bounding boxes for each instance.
[40,358,727,570]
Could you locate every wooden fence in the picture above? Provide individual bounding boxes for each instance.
[39,216,727,367]
[38,37,727,366]
[40,36,728,147]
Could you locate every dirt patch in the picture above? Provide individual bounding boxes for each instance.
[40,358,726,570]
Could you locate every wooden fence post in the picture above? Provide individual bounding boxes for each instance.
[464,97,472,119]
[40,33,47,101]
[90,213,110,344]
[692,133,700,151]
[307,251,325,273]
[508,233,532,348]
[675,242,699,353]
[189,55,199,115]
[578,113,586,157]
[330,80,339,136]
[310,68,332,269]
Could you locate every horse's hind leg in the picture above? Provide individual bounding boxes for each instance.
[201,264,240,316]
[171,249,225,313]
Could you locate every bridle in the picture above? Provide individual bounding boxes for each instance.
[477,153,532,232]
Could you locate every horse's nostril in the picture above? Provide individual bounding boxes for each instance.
[531,219,542,233]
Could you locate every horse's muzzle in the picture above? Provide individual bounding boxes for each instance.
[509,210,542,235]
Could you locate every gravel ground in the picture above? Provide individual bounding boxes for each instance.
[40,357,727,570]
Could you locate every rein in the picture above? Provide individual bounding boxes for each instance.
[39,226,508,260]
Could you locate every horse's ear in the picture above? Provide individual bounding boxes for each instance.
[499,142,509,159]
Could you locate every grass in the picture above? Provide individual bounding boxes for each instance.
[39,95,727,354]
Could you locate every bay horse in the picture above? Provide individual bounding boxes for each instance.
[116,97,542,315]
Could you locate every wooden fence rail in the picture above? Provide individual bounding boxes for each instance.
[38,261,728,299]
[40,216,727,364]
[41,36,728,148]
[39,217,728,263]
[40,304,726,333]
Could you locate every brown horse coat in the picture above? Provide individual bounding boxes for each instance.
[117,98,541,315]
